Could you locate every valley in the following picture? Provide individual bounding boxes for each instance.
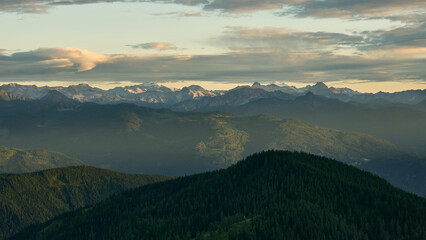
[0,91,424,196]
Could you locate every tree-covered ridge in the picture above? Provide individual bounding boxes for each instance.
[0,146,83,173]
[0,166,172,239]
[12,151,426,240]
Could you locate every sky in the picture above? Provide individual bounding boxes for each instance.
[0,0,425,92]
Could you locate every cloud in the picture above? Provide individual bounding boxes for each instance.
[221,24,426,60]
[184,12,201,17]
[355,23,426,59]
[203,0,291,13]
[152,11,202,17]
[0,23,424,83]
[0,47,110,74]
[0,0,204,14]
[222,26,364,52]
[127,42,178,51]
[3,0,425,22]
[363,23,426,48]
[285,0,426,20]
[0,43,425,85]
[0,0,51,13]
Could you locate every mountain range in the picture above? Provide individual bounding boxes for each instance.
[10,151,426,240]
[0,91,424,196]
[0,83,216,107]
[0,166,171,239]
[1,83,425,239]
[1,82,424,106]
[2,82,425,155]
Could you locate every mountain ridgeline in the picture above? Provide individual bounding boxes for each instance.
[0,146,82,173]
[1,82,424,105]
[222,93,426,155]
[2,82,425,155]
[0,91,425,196]
[2,91,426,195]
[10,151,426,240]
[0,166,171,239]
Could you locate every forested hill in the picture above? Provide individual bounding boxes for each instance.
[11,151,426,240]
[0,146,82,173]
[0,166,172,239]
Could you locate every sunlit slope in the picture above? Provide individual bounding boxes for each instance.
[0,146,82,173]
[224,93,426,155]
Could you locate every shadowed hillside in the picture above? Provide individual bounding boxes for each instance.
[10,151,426,240]
[0,166,171,239]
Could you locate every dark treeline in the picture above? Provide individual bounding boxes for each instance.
[11,151,426,240]
[0,166,171,239]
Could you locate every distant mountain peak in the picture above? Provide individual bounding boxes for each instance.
[312,82,328,89]
[186,85,206,91]
[252,82,261,87]
[41,90,67,99]
[40,90,76,104]
[76,83,91,88]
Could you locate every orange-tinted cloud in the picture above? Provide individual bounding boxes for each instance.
[1,45,425,85]
[0,47,109,73]
[1,23,425,84]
